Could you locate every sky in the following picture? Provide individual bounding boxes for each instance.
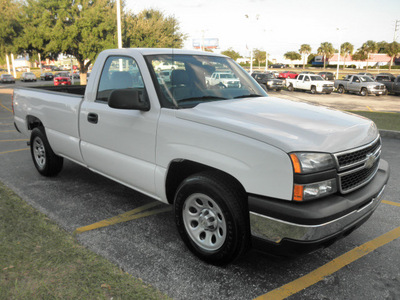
[125,0,400,61]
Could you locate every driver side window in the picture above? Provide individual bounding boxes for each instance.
[96,56,144,103]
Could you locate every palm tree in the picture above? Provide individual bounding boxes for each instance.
[340,42,354,70]
[359,40,377,71]
[299,44,311,69]
[385,41,400,71]
[317,42,335,69]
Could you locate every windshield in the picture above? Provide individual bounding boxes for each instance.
[310,75,324,81]
[145,54,267,108]
[360,76,374,82]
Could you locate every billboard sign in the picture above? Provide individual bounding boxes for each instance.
[192,38,219,49]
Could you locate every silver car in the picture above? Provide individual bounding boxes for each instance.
[21,72,37,82]
[0,74,15,83]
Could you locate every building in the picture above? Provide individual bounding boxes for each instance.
[313,53,393,69]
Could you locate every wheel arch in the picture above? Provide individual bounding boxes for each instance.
[165,159,246,205]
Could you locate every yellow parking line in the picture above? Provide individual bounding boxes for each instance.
[0,130,15,132]
[0,123,13,126]
[0,102,12,113]
[255,226,400,300]
[74,201,172,234]
[0,148,29,155]
[383,200,400,207]
[0,139,29,142]
[366,106,373,112]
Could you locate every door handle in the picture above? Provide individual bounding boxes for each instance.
[87,113,98,124]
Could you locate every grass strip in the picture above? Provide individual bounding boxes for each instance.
[0,181,170,300]
[348,111,400,131]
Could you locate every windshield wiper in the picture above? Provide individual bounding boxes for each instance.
[177,95,228,104]
[234,94,263,99]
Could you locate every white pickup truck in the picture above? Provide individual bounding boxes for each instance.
[205,71,241,88]
[286,74,334,94]
[13,48,389,265]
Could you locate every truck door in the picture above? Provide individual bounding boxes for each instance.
[350,76,360,92]
[79,55,159,196]
[394,76,400,93]
[297,75,304,89]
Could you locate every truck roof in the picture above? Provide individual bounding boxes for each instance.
[99,48,227,58]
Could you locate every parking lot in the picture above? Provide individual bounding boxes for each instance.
[1,83,400,300]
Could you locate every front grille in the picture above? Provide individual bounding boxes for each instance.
[339,159,379,193]
[336,138,381,169]
[334,137,381,194]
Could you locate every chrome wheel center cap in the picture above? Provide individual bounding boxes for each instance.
[199,209,217,231]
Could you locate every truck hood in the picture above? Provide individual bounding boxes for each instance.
[175,97,379,153]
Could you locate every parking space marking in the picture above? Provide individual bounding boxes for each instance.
[383,200,400,207]
[255,226,400,300]
[0,148,29,155]
[0,102,12,113]
[0,130,15,132]
[366,106,373,112]
[74,201,172,235]
[0,139,29,142]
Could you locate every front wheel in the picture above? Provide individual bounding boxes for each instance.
[30,127,64,176]
[174,171,250,265]
[360,88,367,96]
[310,86,316,94]
[337,85,345,94]
[287,84,294,92]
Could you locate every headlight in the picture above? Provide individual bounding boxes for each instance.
[290,152,335,174]
[290,152,337,201]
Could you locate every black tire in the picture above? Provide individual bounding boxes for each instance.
[360,88,367,96]
[287,84,294,92]
[30,127,63,177]
[337,85,345,94]
[276,89,281,92]
[310,86,316,94]
[174,171,250,265]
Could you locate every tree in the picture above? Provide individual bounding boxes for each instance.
[340,42,354,70]
[253,49,266,68]
[317,42,335,69]
[385,41,400,71]
[123,9,186,49]
[17,0,118,84]
[299,44,311,69]
[377,41,388,53]
[0,0,23,65]
[221,48,241,61]
[359,40,377,71]
[284,51,301,65]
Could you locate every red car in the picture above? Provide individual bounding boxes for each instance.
[278,71,298,79]
[54,73,71,86]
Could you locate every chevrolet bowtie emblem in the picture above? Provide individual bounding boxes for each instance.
[365,153,377,169]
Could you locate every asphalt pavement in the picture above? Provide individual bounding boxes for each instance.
[1,85,399,300]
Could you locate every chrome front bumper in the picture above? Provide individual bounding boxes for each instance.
[250,185,385,243]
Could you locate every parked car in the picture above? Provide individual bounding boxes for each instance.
[375,75,400,95]
[0,74,15,83]
[278,71,298,79]
[270,63,287,68]
[205,71,240,88]
[286,74,334,94]
[40,72,54,81]
[251,72,284,91]
[20,72,37,82]
[376,73,396,81]
[334,75,386,96]
[318,72,335,80]
[299,71,315,74]
[54,73,71,86]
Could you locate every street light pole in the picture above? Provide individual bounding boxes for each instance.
[336,28,341,80]
[117,0,122,49]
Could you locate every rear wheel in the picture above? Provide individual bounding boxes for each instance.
[174,171,250,265]
[30,127,63,176]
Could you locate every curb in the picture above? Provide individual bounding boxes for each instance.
[380,130,400,139]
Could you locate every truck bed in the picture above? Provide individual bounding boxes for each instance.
[28,85,86,96]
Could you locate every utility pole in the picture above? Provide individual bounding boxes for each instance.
[394,20,400,42]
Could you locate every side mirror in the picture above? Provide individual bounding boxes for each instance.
[108,88,150,111]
